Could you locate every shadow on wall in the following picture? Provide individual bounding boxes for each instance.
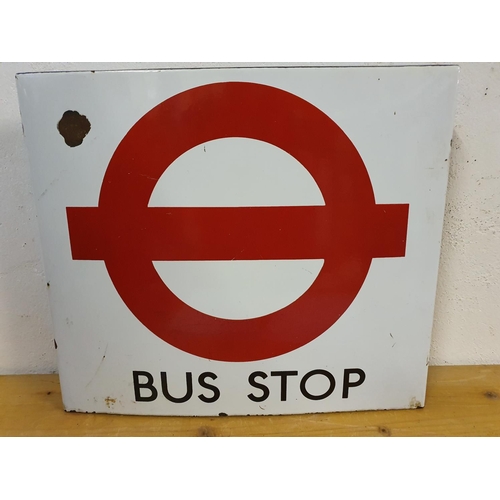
[430,127,466,365]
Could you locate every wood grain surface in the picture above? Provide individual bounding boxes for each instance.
[0,365,498,436]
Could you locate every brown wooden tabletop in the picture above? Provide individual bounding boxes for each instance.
[0,365,498,436]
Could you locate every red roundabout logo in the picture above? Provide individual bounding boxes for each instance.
[67,82,409,362]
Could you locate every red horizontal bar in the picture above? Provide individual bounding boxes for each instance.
[67,204,408,261]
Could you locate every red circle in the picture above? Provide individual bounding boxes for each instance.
[99,82,376,361]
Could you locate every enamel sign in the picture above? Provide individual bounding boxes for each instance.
[17,66,458,415]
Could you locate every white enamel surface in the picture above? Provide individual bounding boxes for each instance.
[149,137,324,207]
[151,137,325,320]
[154,260,324,320]
[15,66,458,415]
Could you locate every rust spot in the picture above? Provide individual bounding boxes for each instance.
[198,426,217,437]
[57,110,91,147]
[484,391,498,400]
[409,397,423,409]
[104,397,116,408]
[378,426,391,437]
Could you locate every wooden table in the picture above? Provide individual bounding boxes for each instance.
[1,365,498,436]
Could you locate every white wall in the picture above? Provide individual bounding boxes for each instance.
[0,62,498,374]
